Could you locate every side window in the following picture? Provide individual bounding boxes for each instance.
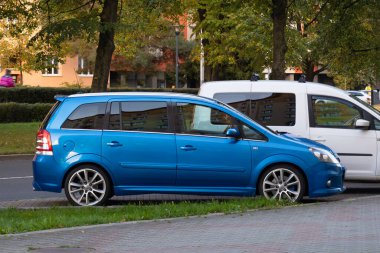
[241,124,266,141]
[109,101,169,132]
[311,96,362,128]
[176,103,235,137]
[108,102,121,130]
[374,119,380,130]
[62,103,106,129]
[214,92,296,126]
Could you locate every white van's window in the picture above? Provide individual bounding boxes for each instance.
[176,103,234,137]
[311,96,362,128]
[214,93,296,126]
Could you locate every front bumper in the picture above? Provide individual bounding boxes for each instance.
[308,162,345,198]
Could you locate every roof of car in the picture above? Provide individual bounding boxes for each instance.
[201,80,349,97]
[62,92,217,104]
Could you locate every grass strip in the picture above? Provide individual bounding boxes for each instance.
[0,122,40,155]
[0,198,294,234]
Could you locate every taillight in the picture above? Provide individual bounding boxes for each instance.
[36,130,53,155]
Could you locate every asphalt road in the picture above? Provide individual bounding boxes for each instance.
[0,155,64,201]
[1,155,380,203]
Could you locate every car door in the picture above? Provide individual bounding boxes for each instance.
[308,95,377,178]
[174,101,252,187]
[102,100,177,187]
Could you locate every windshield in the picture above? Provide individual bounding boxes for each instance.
[349,94,380,116]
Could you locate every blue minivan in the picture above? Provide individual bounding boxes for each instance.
[33,92,345,206]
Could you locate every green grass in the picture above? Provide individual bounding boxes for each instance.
[0,122,40,154]
[0,198,294,234]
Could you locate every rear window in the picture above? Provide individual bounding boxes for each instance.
[40,101,61,130]
[214,92,296,126]
[61,103,106,130]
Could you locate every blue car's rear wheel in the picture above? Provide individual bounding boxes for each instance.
[64,165,111,206]
[259,165,306,202]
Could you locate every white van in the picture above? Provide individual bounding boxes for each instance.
[199,80,380,181]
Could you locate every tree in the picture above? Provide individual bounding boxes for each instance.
[91,0,118,92]
[285,0,380,85]
[114,0,195,87]
[191,0,379,85]
[271,0,288,80]
[192,0,271,81]
[20,0,187,91]
[0,0,40,84]
[28,0,118,92]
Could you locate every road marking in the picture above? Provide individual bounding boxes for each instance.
[0,176,33,180]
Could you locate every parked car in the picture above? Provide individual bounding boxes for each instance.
[199,80,380,181]
[33,92,345,206]
[347,90,371,104]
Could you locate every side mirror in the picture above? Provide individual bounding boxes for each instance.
[226,128,240,138]
[355,119,370,129]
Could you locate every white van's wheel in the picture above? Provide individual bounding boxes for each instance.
[259,165,305,202]
[64,165,111,206]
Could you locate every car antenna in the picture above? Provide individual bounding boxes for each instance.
[298,74,306,83]
[250,73,260,81]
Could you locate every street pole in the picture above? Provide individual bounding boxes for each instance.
[200,29,204,85]
[175,26,180,89]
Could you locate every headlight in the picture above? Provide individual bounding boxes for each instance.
[309,147,340,164]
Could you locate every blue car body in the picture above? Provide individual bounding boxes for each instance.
[33,92,345,203]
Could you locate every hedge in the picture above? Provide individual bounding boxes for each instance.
[0,103,54,123]
[0,87,90,104]
[0,87,198,104]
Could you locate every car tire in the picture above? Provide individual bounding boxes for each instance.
[258,164,306,202]
[64,164,111,206]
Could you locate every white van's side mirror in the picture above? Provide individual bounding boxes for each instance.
[355,119,370,129]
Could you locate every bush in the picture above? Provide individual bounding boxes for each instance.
[0,87,198,104]
[0,87,90,104]
[0,103,54,123]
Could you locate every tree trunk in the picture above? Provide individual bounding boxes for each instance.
[91,0,118,92]
[303,58,315,82]
[271,0,288,80]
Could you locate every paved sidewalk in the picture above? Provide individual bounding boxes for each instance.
[1,195,380,253]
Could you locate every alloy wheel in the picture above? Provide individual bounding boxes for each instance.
[67,168,107,206]
[262,168,302,202]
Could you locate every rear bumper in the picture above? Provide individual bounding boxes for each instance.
[33,155,63,193]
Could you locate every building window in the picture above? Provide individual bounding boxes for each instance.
[78,56,93,76]
[43,58,59,76]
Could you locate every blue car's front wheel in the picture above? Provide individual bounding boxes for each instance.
[259,165,306,202]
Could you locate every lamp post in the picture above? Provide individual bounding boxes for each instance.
[174,25,180,88]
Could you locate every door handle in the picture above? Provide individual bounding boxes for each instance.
[180,145,197,151]
[312,137,326,143]
[106,141,123,147]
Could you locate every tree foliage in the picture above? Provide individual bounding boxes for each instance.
[191,0,272,80]
[0,0,378,89]
[190,0,379,85]
[0,0,40,84]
